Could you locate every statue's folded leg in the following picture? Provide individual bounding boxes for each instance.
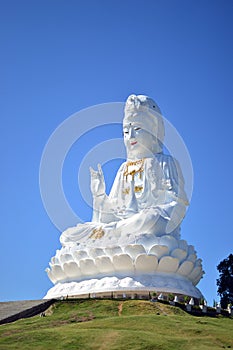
[60,222,97,246]
[115,208,167,236]
[60,207,173,248]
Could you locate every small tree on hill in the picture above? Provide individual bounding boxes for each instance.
[216,253,233,309]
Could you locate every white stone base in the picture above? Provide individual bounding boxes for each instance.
[44,274,203,299]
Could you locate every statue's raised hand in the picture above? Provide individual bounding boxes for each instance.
[90,164,106,197]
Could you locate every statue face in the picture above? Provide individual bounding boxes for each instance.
[123,121,156,159]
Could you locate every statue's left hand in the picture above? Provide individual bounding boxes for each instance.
[90,164,106,197]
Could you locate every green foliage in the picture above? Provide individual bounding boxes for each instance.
[168,293,174,301]
[0,300,233,350]
[183,295,190,303]
[217,253,233,309]
[199,298,205,306]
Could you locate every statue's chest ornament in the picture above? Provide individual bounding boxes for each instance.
[123,158,144,194]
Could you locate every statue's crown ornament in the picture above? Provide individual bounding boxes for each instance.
[124,94,161,115]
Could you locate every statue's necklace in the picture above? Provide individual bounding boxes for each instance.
[123,158,145,182]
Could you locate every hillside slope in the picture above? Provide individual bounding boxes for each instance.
[0,299,232,350]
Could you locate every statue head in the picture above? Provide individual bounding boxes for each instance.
[123,94,165,159]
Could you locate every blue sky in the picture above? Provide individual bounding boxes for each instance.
[1,0,233,304]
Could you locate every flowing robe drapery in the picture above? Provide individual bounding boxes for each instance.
[60,154,188,248]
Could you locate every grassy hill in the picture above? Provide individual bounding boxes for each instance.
[0,299,232,350]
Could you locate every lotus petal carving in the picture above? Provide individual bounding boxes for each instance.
[59,253,73,264]
[63,262,81,279]
[189,266,203,283]
[51,256,59,264]
[95,256,114,273]
[195,258,202,267]
[51,264,67,280]
[47,231,204,296]
[124,244,146,259]
[79,258,98,276]
[177,260,194,276]
[73,250,88,261]
[45,268,57,284]
[171,248,187,261]
[89,248,105,258]
[157,256,179,273]
[187,253,197,263]
[193,273,203,286]
[159,235,178,251]
[178,240,188,251]
[135,234,160,250]
[112,254,134,273]
[188,245,195,255]
[149,245,169,258]
[105,246,122,256]
[135,254,158,273]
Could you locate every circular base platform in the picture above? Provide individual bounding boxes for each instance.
[44,274,203,299]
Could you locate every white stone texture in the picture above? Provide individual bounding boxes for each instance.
[45,94,204,299]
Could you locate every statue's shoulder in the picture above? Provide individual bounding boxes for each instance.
[152,153,175,165]
[118,160,127,170]
[149,154,179,177]
[114,161,127,177]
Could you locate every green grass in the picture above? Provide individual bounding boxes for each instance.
[0,299,232,350]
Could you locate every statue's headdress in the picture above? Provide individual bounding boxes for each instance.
[124,94,165,153]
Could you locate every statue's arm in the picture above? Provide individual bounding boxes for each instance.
[91,162,137,223]
[90,164,107,222]
[90,163,125,223]
[162,156,189,205]
[156,155,188,232]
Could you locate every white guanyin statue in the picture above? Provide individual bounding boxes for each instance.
[45,94,204,299]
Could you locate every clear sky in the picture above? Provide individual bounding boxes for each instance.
[1,0,233,304]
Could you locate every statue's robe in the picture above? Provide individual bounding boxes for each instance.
[60,154,188,248]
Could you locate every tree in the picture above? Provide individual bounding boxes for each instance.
[216,254,233,309]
